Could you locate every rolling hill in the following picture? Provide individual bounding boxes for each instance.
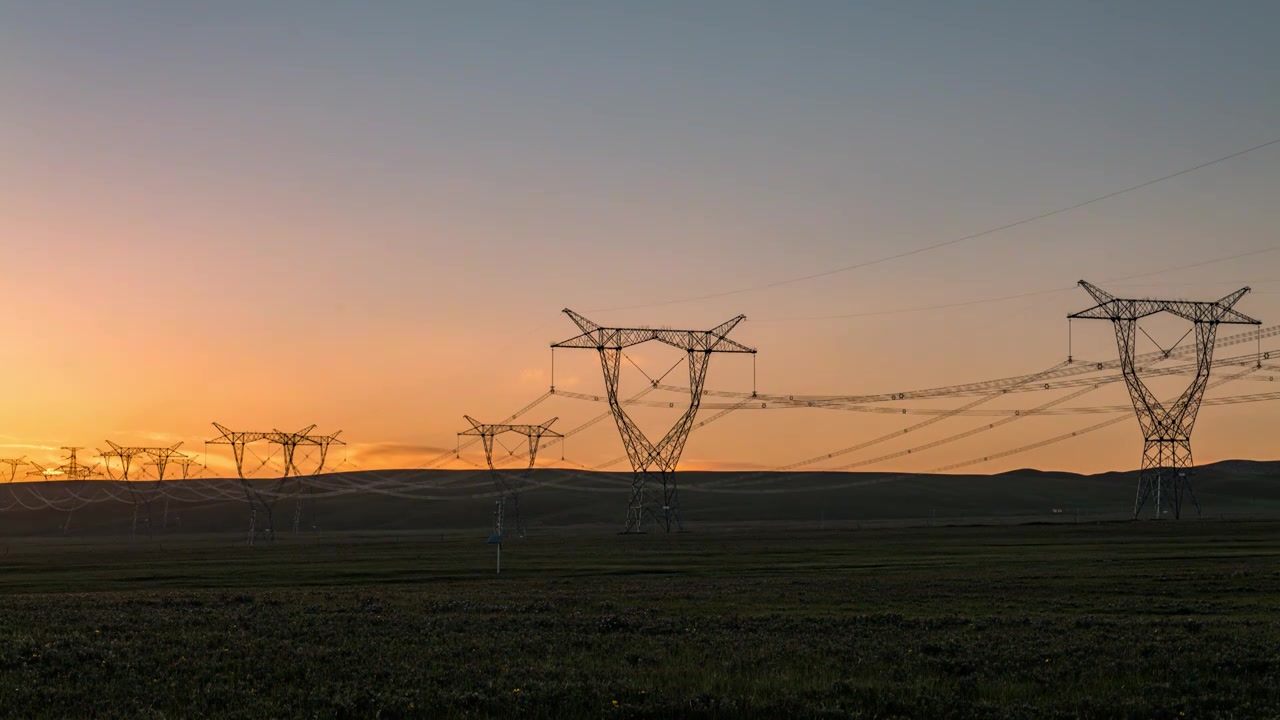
[2,460,1279,538]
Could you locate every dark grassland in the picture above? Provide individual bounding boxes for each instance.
[1,521,1278,719]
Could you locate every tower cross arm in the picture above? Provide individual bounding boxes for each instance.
[459,416,564,439]
[209,422,275,444]
[552,310,756,353]
[299,430,344,446]
[144,442,186,460]
[1068,281,1260,324]
[1210,287,1261,325]
[460,415,491,436]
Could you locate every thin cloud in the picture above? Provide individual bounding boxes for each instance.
[346,442,454,464]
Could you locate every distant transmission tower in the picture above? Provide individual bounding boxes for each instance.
[0,458,27,483]
[552,310,755,533]
[459,416,561,573]
[25,448,97,483]
[1069,281,1260,519]
[208,422,324,544]
[54,447,97,480]
[101,441,186,537]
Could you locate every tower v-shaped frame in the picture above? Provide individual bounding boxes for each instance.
[552,310,756,533]
[1069,281,1260,519]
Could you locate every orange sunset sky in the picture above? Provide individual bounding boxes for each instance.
[3,2,1279,479]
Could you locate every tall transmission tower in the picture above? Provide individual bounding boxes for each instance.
[459,416,561,570]
[1069,281,1260,519]
[551,310,755,533]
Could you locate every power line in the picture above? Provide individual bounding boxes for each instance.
[591,136,1280,314]
[753,245,1279,322]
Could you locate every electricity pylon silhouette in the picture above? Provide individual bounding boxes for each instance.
[1069,281,1260,519]
[552,310,755,533]
[459,416,561,555]
[25,449,97,482]
[208,422,317,545]
[54,448,97,480]
[100,441,185,537]
[0,458,27,483]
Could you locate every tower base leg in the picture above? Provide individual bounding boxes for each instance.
[1133,439,1199,520]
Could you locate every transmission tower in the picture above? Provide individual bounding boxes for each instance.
[208,422,320,544]
[23,448,98,483]
[100,441,186,537]
[459,416,561,569]
[1,458,26,483]
[100,442,147,480]
[551,310,755,533]
[55,447,98,480]
[1069,281,1260,519]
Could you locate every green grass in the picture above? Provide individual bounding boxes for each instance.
[1,522,1279,718]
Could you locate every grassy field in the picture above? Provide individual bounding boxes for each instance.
[1,521,1278,718]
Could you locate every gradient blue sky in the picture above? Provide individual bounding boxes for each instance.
[3,1,1279,475]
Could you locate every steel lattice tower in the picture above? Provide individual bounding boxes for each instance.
[552,310,755,533]
[100,441,187,537]
[1069,281,1260,519]
[208,422,318,544]
[1,458,27,483]
[26,448,98,482]
[458,416,561,558]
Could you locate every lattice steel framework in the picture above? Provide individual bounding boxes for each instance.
[552,309,755,533]
[1069,281,1260,519]
[31,448,98,480]
[1,458,27,483]
[101,442,185,481]
[459,416,561,548]
[100,441,186,536]
[207,422,317,544]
